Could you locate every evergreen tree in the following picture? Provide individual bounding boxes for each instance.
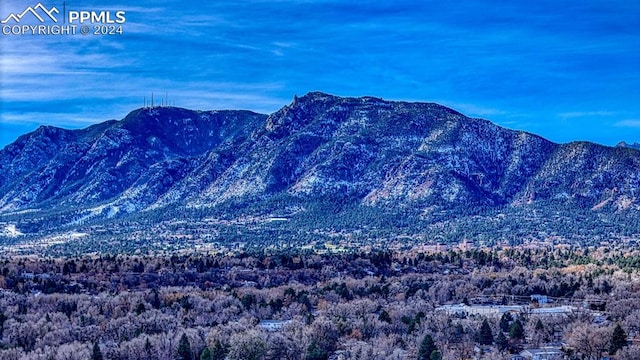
[430,350,442,360]
[378,310,391,323]
[451,323,465,343]
[0,311,6,331]
[200,348,213,360]
[145,337,153,358]
[177,334,193,360]
[151,289,162,309]
[135,302,146,315]
[209,340,227,360]
[495,331,509,351]
[499,312,513,332]
[91,342,103,360]
[418,334,438,360]
[533,318,546,345]
[306,340,328,360]
[610,323,627,354]
[477,319,494,345]
[509,319,524,340]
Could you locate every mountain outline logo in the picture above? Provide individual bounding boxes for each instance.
[1,3,59,24]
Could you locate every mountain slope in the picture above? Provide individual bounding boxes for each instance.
[617,141,640,150]
[183,92,638,212]
[0,108,266,212]
[0,92,638,248]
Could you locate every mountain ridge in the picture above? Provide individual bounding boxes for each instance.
[1,92,638,250]
[617,141,640,150]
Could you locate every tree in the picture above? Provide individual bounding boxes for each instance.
[499,312,513,333]
[509,319,524,340]
[135,302,146,315]
[91,342,104,360]
[379,310,391,323]
[610,323,627,355]
[617,345,640,360]
[177,334,193,360]
[567,323,611,360]
[200,348,213,360]
[529,318,548,347]
[305,340,327,360]
[477,319,493,345]
[268,333,299,360]
[308,318,338,355]
[207,340,227,360]
[451,323,465,343]
[0,312,6,331]
[447,323,475,360]
[418,334,438,360]
[227,332,267,360]
[495,331,509,351]
[145,337,154,359]
[151,289,162,309]
[429,350,442,360]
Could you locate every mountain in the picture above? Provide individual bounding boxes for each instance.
[1,92,639,252]
[0,108,265,212]
[617,141,640,150]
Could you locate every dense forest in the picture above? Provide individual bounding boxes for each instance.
[0,247,638,359]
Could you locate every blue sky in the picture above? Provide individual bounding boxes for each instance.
[1,0,638,147]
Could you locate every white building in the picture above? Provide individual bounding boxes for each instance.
[435,304,524,316]
[530,306,575,316]
[520,347,563,360]
[436,303,577,318]
[258,320,290,331]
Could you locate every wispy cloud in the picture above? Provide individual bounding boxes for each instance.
[439,102,508,117]
[1,0,639,147]
[614,120,640,128]
[559,111,617,119]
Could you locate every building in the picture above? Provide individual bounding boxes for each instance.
[530,306,575,316]
[435,304,524,316]
[520,347,563,360]
[258,320,290,331]
[530,294,548,305]
[436,303,576,318]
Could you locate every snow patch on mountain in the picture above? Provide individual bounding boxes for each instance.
[1,224,23,237]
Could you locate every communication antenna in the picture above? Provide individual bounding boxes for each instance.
[144,96,146,108]
[151,92,154,107]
